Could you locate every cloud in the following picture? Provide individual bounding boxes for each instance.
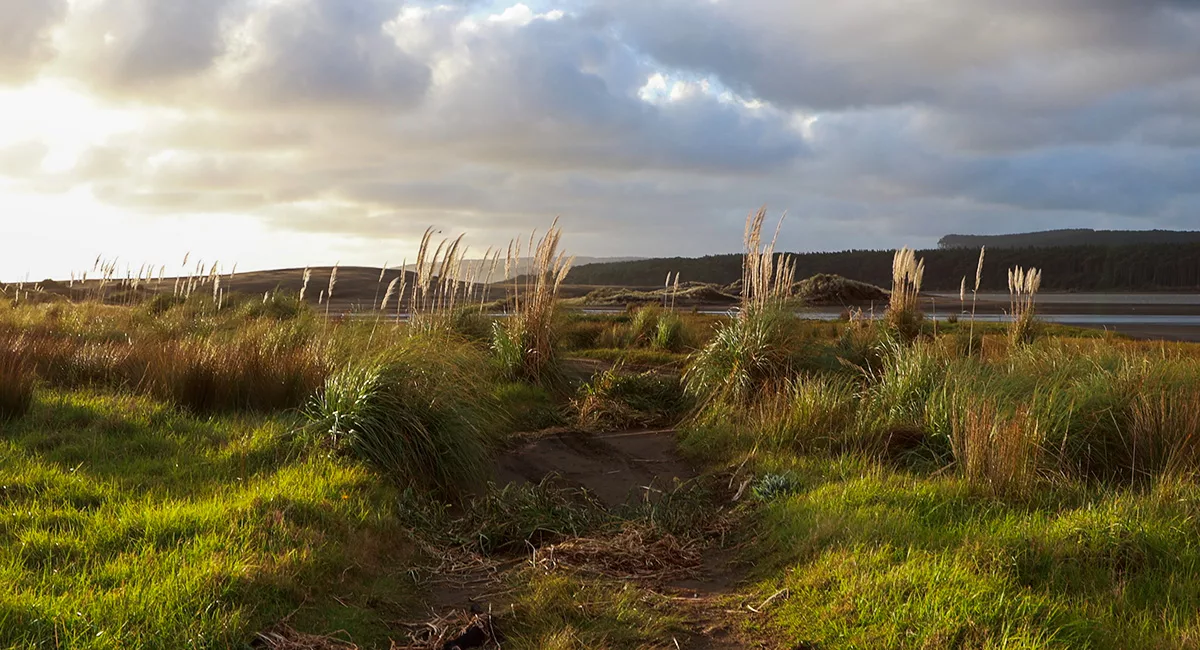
[1,0,1199,270]
[0,0,67,81]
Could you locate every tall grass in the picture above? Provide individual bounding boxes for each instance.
[493,221,574,383]
[886,247,924,341]
[686,209,797,404]
[684,306,798,404]
[950,397,1045,496]
[0,338,35,421]
[1009,266,1043,345]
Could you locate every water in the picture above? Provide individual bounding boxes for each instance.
[929,292,1200,306]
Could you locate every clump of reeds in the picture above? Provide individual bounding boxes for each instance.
[1008,266,1042,345]
[886,247,924,341]
[1128,388,1200,483]
[492,220,574,383]
[950,398,1045,496]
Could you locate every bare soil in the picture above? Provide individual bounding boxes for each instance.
[494,429,696,507]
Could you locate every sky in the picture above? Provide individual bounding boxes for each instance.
[1,0,1199,280]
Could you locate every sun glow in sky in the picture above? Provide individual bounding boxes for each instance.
[1,0,1199,280]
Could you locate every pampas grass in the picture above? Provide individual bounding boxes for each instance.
[493,220,574,383]
[1008,265,1042,345]
[886,247,924,340]
[741,208,795,314]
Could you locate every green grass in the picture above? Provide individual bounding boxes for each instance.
[742,462,1200,648]
[0,389,416,649]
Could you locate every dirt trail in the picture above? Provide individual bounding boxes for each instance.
[494,429,696,506]
[491,428,754,649]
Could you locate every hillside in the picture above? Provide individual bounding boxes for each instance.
[566,243,1200,292]
[938,229,1200,249]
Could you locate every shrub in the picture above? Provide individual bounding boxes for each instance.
[496,382,564,432]
[652,312,687,352]
[684,308,798,404]
[627,307,661,347]
[302,340,498,495]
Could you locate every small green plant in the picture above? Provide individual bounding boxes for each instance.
[751,473,801,502]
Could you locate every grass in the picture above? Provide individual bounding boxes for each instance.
[11,216,1200,649]
[0,389,416,649]
[744,463,1200,649]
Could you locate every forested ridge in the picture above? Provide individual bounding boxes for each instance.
[567,243,1200,291]
[938,229,1200,249]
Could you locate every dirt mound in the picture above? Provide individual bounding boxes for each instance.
[794,273,888,305]
[494,429,694,506]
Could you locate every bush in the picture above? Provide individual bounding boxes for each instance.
[652,312,687,352]
[302,338,498,495]
[684,308,798,404]
[496,382,564,432]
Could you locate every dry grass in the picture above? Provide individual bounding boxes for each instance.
[0,336,35,421]
[1129,389,1200,482]
[950,398,1045,496]
[255,625,360,650]
[535,522,703,582]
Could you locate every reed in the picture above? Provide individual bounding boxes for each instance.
[969,246,985,354]
[950,397,1045,496]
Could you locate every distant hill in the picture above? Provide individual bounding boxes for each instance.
[567,243,1200,292]
[938,229,1200,249]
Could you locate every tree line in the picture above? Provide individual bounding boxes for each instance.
[566,243,1200,292]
